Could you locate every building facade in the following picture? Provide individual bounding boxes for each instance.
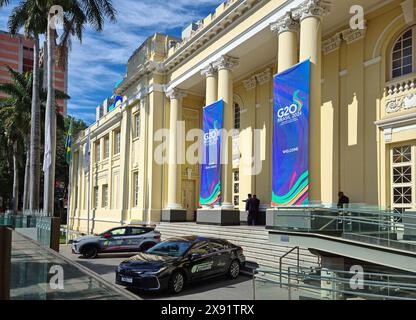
[69,0,416,234]
[0,30,68,115]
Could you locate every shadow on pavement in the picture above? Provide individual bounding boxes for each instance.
[129,275,252,300]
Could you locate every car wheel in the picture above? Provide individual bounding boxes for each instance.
[169,271,185,294]
[227,260,240,279]
[82,246,98,259]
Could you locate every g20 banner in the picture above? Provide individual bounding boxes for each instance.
[199,100,224,206]
[272,60,310,207]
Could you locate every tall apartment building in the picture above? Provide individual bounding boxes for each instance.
[0,30,68,115]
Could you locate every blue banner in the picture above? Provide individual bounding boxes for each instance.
[200,100,223,206]
[272,60,310,207]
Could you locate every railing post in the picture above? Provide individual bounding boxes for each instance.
[0,226,11,300]
[252,270,256,300]
[50,217,61,252]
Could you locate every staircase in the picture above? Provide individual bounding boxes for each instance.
[156,223,319,275]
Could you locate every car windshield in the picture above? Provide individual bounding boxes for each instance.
[146,241,192,257]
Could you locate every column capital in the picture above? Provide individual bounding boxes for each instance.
[270,12,299,35]
[292,0,331,22]
[201,63,217,78]
[213,55,240,71]
[166,88,187,100]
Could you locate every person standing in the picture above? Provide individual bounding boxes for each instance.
[337,191,350,209]
[244,194,255,226]
[252,195,260,226]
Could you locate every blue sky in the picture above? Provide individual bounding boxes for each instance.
[0,0,223,124]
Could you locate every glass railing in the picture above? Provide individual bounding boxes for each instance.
[0,213,54,247]
[268,206,416,253]
[253,266,416,300]
[9,230,137,300]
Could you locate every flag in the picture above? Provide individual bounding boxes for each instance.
[43,116,52,173]
[65,118,73,165]
[83,131,91,172]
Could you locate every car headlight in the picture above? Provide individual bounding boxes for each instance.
[143,266,168,275]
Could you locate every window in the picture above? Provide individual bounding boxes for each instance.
[234,103,241,130]
[102,184,108,208]
[133,171,139,207]
[95,141,101,163]
[233,170,240,208]
[392,27,414,79]
[391,145,415,214]
[188,241,212,256]
[104,136,109,159]
[134,112,141,139]
[114,130,121,155]
[107,227,127,236]
[94,186,99,209]
[128,227,148,235]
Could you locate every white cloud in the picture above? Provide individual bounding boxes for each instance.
[1,0,224,124]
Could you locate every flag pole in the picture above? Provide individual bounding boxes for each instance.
[87,128,91,236]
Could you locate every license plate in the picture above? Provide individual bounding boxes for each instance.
[121,277,133,283]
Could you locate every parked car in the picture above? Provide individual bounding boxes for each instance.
[116,236,246,294]
[71,225,161,259]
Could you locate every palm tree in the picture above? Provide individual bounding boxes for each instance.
[43,0,116,217]
[6,0,48,212]
[0,69,31,213]
[0,67,69,213]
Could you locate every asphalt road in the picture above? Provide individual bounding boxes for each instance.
[59,244,254,300]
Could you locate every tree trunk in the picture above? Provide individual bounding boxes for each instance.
[22,147,30,212]
[43,20,57,217]
[12,141,19,213]
[29,34,40,213]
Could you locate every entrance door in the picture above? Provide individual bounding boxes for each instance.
[182,180,196,221]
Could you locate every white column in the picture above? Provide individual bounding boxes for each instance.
[166,89,187,209]
[201,64,218,106]
[271,12,299,73]
[214,55,239,210]
[293,0,330,201]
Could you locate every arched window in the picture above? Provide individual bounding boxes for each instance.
[392,27,414,79]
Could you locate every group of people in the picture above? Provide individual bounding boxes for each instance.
[244,194,260,226]
[241,191,349,227]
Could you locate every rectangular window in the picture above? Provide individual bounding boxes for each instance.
[104,136,109,159]
[133,172,139,207]
[233,170,240,208]
[134,112,141,139]
[391,145,415,214]
[102,184,108,208]
[94,186,99,209]
[95,142,101,163]
[234,103,240,130]
[114,130,121,155]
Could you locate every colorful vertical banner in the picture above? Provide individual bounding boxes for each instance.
[272,60,311,207]
[199,100,224,206]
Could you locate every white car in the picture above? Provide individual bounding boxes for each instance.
[71,225,161,259]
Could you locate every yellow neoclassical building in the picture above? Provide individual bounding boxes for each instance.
[69,0,416,234]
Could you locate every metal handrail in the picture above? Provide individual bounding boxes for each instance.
[254,267,416,300]
[279,246,299,288]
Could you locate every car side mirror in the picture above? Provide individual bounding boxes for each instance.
[103,233,112,239]
[191,253,201,260]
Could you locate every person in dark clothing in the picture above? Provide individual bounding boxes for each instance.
[243,194,252,212]
[248,195,260,226]
[337,191,350,209]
